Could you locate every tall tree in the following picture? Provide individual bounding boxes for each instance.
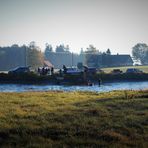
[85,45,100,67]
[44,43,53,59]
[132,43,148,65]
[27,42,44,69]
[65,45,70,53]
[86,45,97,53]
[106,48,111,55]
[45,43,52,52]
[29,41,36,49]
[56,44,65,52]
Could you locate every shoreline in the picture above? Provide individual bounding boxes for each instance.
[0,73,148,85]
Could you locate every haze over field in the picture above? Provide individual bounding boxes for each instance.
[0,0,148,54]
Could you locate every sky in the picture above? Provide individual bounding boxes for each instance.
[0,0,148,54]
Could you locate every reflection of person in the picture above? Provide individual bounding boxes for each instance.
[98,78,101,87]
[83,66,88,83]
[87,80,93,86]
[51,67,54,75]
[63,65,67,74]
[38,67,40,75]
[59,69,62,76]
[42,67,45,75]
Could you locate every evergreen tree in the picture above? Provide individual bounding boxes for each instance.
[106,48,111,55]
[44,43,53,58]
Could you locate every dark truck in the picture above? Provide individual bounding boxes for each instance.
[8,67,30,74]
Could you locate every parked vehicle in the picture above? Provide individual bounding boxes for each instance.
[88,67,97,74]
[111,69,123,74]
[97,69,105,74]
[66,67,82,75]
[126,68,143,74]
[8,67,30,74]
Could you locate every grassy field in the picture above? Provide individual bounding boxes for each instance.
[101,65,148,73]
[0,90,148,147]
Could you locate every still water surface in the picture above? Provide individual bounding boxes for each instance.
[0,81,148,92]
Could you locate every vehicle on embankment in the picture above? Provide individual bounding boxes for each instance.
[0,65,148,85]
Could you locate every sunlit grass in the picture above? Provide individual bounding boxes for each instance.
[0,90,148,147]
[101,65,148,73]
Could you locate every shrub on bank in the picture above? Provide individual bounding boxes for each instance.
[0,72,56,84]
[97,73,148,82]
[0,72,148,84]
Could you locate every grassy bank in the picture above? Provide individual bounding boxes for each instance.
[101,65,148,73]
[0,90,148,147]
[1,72,148,85]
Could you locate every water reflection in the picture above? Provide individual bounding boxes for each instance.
[0,81,148,92]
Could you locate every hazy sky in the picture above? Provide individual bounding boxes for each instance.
[0,0,148,54]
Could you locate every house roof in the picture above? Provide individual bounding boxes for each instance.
[86,54,133,67]
[44,60,54,68]
[102,55,133,65]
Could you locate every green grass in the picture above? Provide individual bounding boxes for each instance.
[101,65,148,73]
[0,71,8,73]
[0,90,148,147]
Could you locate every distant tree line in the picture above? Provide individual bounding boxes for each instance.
[1,41,147,71]
[0,42,43,70]
[44,44,80,68]
[44,44,112,68]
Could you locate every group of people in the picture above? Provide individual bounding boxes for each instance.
[37,65,102,86]
[38,67,54,75]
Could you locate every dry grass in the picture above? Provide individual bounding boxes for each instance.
[101,65,148,73]
[0,90,148,147]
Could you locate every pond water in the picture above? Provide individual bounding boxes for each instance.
[0,81,148,92]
